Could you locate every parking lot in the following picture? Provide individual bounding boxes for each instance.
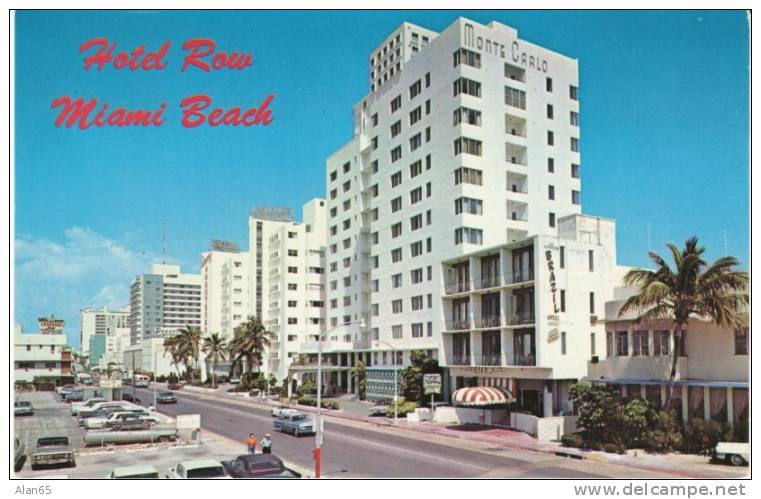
[14,391,309,479]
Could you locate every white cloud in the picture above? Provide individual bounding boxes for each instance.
[14,227,160,349]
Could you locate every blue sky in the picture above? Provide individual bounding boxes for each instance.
[14,10,749,349]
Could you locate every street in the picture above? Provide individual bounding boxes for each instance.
[133,387,690,479]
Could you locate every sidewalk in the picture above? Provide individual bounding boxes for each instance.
[178,384,748,479]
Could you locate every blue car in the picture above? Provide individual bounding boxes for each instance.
[273,413,315,437]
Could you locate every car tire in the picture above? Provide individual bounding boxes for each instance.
[158,436,170,443]
[730,454,746,466]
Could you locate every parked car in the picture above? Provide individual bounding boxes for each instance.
[57,384,77,400]
[14,437,26,472]
[230,376,241,385]
[271,405,299,418]
[713,442,749,466]
[221,454,301,479]
[77,402,130,419]
[84,410,157,430]
[14,401,34,417]
[165,460,230,479]
[106,465,160,479]
[30,436,75,470]
[121,393,141,404]
[157,392,177,404]
[65,390,85,403]
[83,421,178,446]
[273,412,316,436]
[167,382,182,390]
[70,397,107,415]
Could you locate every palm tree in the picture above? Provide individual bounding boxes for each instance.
[229,316,274,383]
[202,333,227,388]
[619,236,747,408]
[176,326,202,382]
[163,334,185,378]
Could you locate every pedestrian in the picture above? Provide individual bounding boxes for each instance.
[247,433,257,455]
[261,433,272,454]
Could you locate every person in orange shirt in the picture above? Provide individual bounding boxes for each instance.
[247,433,257,455]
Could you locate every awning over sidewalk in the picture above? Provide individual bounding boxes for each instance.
[451,386,515,407]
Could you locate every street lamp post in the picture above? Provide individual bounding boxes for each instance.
[314,318,365,478]
[376,341,398,425]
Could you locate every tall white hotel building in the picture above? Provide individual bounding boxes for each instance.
[311,17,628,416]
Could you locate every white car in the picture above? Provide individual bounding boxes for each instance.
[106,465,160,479]
[84,411,158,430]
[271,405,300,418]
[165,460,230,479]
[69,397,106,415]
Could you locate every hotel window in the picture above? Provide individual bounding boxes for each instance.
[561,332,567,355]
[411,268,423,283]
[425,72,431,87]
[606,331,613,357]
[330,170,337,182]
[391,171,402,187]
[453,48,481,68]
[547,157,554,173]
[391,196,402,212]
[735,327,749,355]
[616,331,629,356]
[372,279,379,292]
[411,241,423,257]
[454,197,482,215]
[590,333,596,356]
[505,86,526,109]
[546,104,554,119]
[427,322,433,336]
[288,283,297,290]
[371,136,378,150]
[653,331,671,357]
[330,189,337,200]
[390,94,402,113]
[412,323,424,338]
[342,219,351,230]
[411,296,424,311]
[409,79,422,99]
[410,133,422,151]
[570,111,579,126]
[559,246,565,268]
[372,304,379,317]
[372,232,379,245]
[453,107,482,126]
[391,222,402,238]
[371,113,378,127]
[633,330,649,356]
[409,106,422,125]
[560,289,566,312]
[546,77,553,92]
[390,120,402,138]
[425,127,431,142]
[391,273,402,287]
[548,185,555,200]
[549,212,556,228]
[571,137,579,152]
[371,207,378,221]
[330,207,337,219]
[410,160,422,178]
[372,256,379,269]
[454,227,483,245]
[426,182,431,197]
[454,167,482,186]
[392,300,403,314]
[287,300,297,307]
[371,160,378,174]
[453,77,481,97]
[571,163,580,179]
[342,257,351,268]
[392,247,403,263]
[588,250,594,271]
[547,131,554,146]
[426,238,432,253]
[425,99,431,115]
[288,266,298,273]
[410,187,423,204]
[410,214,423,231]
[343,199,351,211]
[288,249,298,257]
[391,146,402,163]
[589,292,595,314]
[572,190,581,205]
[570,85,579,101]
[343,161,350,173]
[392,325,403,339]
[453,137,482,156]
[426,154,431,170]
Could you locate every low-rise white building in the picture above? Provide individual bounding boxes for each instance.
[586,295,749,431]
[14,325,74,386]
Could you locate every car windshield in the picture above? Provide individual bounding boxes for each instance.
[38,437,68,447]
[15,402,31,407]
[186,466,225,478]
[115,472,159,479]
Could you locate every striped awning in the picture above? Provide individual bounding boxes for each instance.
[451,386,515,407]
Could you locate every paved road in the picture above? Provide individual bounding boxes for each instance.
[134,387,610,478]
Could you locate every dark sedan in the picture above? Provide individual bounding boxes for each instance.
[221,454,301,479]
[156,392,177,404]
[121,393,141,404]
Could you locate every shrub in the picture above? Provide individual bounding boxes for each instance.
[297,397,339,410]
[681,419,734,455]
[156,375,167,383]
[167,373,179,384]
[644,407,682,453]
[386,399,418,418]
[622,398,650,448]
[569,383,623,444]
[560,432,585,448]
[601,442,627,454]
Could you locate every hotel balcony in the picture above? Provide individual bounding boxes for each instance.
[474,275,501,291]
[445,319,471,331]
[505,312,536,326]
[587,356,689,383]
[474,315,502,329]
[474,353,502,366]
[445,354,471,366]
[444,280,471,295]
[503,271,534,286]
